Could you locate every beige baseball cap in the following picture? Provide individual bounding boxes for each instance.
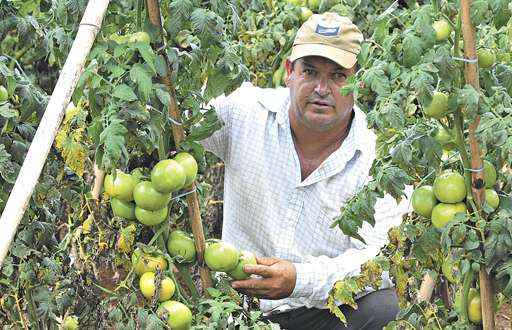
[289,12,364,69]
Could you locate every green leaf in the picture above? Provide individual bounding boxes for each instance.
[373,165,411,200]
[455,85,480,122]
[130,64,153,102]
[495,64,512,95]
[99,116,128,170]
[402,33,424,67]
[335,183,381,242]
[135,43,156,73]
[490,0,512,28]
[190,8,224,41]
[471,0,489,26]
[0,103,18,119]
[362,64,390,96]
[0,144,18,183]
[112,84,138,102]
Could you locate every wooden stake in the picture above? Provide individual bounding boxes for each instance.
[145,0,212,291]
[91,163,105,200]
[0,0,111,269]
[460,0,494,328]
[417,272,436,302]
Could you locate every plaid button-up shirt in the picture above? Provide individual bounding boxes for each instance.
[201,82,411,314]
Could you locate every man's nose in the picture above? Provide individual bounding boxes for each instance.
[314,76,330,96]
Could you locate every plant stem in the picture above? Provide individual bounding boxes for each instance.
[460,269,474,323]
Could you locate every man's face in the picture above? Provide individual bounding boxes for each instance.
[285,56,356,132]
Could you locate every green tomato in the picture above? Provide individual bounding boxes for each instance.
[477,49,496,69]
[167,230,196,264]
[432,20,452,41]
[423,92,449,119]
[431,202,467,229]
[133,181,170,210]
[104,170,139,202]
[204,241,240,272]
[128,31,151,43]
[433,171,466,203]
[111,198,136,220]
[151,159,187,193]
[485,189,499,210]
[412,185,438,218]
[0,86,8,102]
[434,126,456,150]
[468,294,482,324]
[157,300,193,330]
[227,251,257,280]
[483,160,497,188]
[174,152,198,188]
[135,206,168,226]
[131,248,168,275]
[62,315,79,330]
[139,272,175,302]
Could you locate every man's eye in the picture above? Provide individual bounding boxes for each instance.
[332,72,346,80]
[303,68,316,76]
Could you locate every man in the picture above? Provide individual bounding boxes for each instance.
[201,13,410,329]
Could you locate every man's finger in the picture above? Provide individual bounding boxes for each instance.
[231,277,268,291]
[243,264,273,277]
[237,289,272,299]
[256,256,279,266]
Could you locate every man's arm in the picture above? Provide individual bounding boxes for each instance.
[232,189,412,305]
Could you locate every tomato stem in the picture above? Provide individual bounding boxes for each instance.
[461,270,474,323]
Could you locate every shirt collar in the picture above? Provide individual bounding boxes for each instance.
[256,86,374,156]
[256,86,290,126]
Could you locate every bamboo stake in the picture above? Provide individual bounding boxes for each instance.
[0,0,111,269]
[145,0,212,290]
[460,1,494,328]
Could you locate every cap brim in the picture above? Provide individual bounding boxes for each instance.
[289,44,357,69]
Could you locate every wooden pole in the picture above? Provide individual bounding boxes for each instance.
[0,0,111,269]
[417,272,436,302]
[145,0,213,290]
[460,0,494,328]
[91,163,105,200]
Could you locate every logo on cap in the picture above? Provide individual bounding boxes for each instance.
[315,24,340,37]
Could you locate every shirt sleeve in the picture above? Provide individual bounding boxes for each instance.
[288,186,413,307]
[199,82,253,162]
[199,94,235,162]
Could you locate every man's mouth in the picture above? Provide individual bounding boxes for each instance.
[310,100,333,107]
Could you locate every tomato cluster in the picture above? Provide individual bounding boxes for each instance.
[131,247,192,329]
[104,152,198,226]
[412,160,499,229]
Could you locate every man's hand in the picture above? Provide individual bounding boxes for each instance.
[230,256,296,300]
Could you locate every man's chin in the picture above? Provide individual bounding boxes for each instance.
[303,116,337,132]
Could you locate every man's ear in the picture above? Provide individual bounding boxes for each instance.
[284,58,293,87]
